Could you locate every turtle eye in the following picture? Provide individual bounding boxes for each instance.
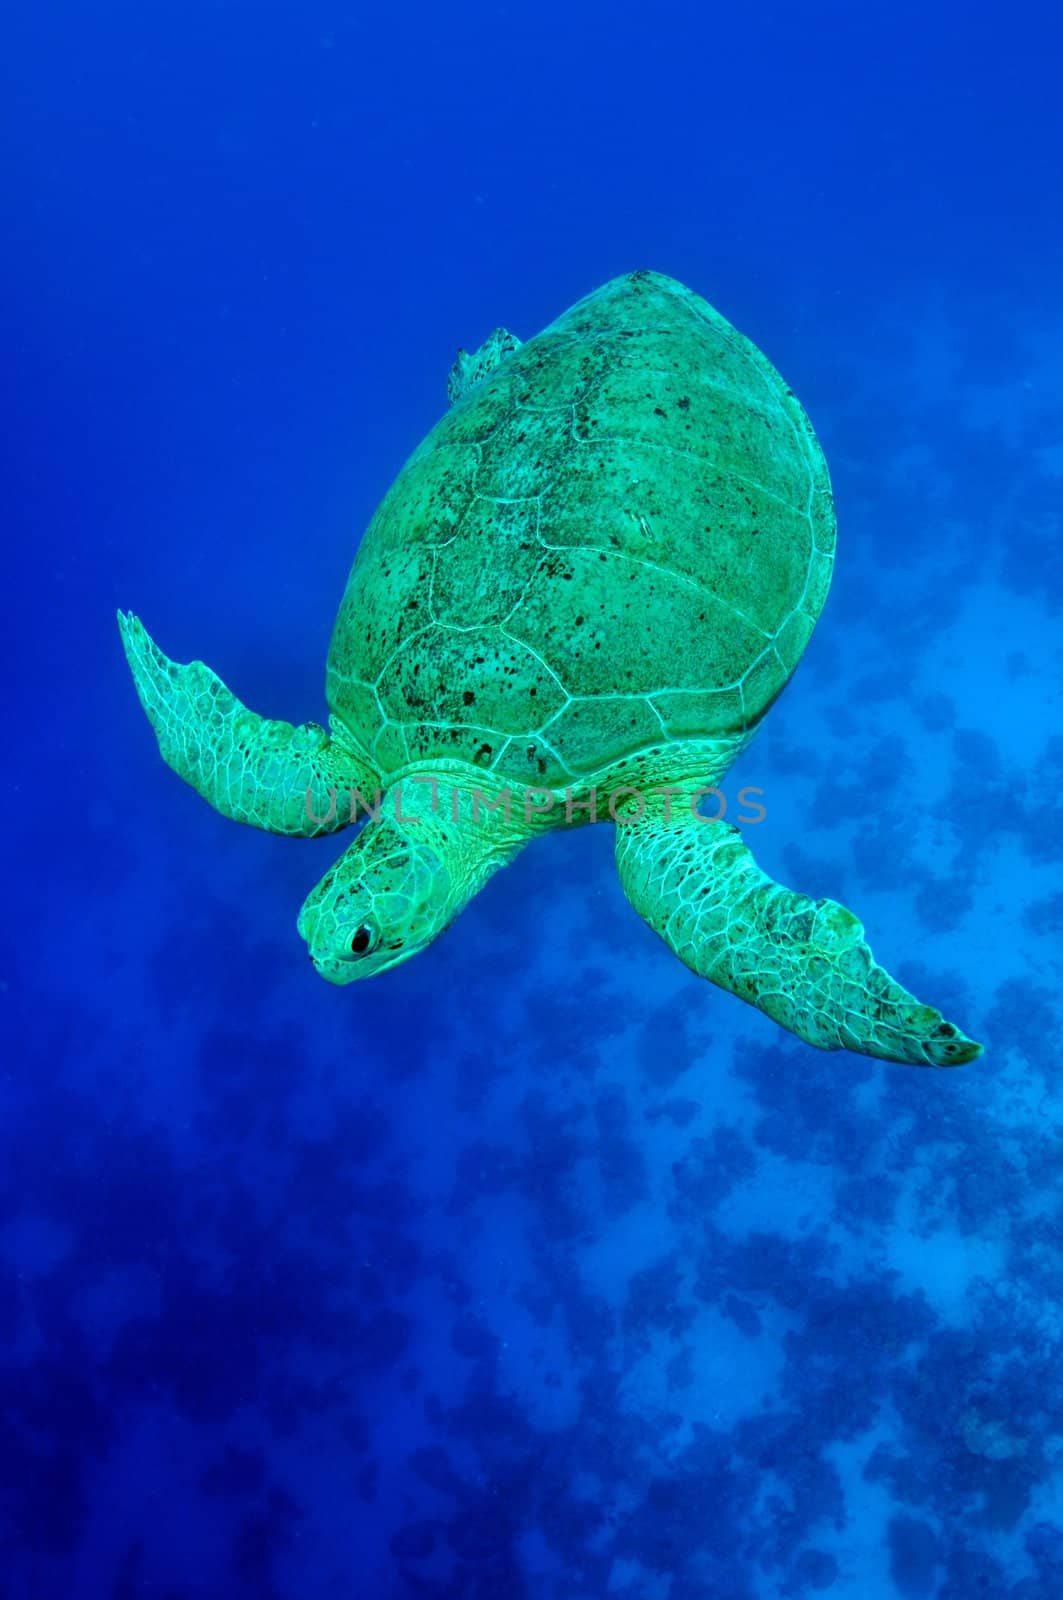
[350,925,375,957]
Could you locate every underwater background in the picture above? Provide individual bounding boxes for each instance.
[4,2,1063,1596]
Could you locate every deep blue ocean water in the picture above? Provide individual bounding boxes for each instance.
[4,3,1063,1596]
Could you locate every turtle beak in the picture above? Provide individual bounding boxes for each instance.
[297,897,332,978]
[300,923,361,985]
[309,951,357,985]
[297,895,371,984]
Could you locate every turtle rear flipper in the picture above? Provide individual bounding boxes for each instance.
[446,327,522,406]
[117,612,371,837]
[615,809,981,1067]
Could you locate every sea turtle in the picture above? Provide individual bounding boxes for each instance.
[119,270,981,1066]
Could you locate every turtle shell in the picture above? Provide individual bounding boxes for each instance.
[326,271,835,787]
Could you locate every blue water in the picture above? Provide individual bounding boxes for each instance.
[5,3,1063,1595]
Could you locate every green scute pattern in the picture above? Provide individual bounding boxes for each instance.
[327,271,834,786]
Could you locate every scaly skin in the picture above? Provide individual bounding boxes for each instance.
[118,612,372,836]
[297,775,526,983]
[615,801,981,1067]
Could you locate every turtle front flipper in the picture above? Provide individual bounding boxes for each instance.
[118,612,372,837]
[615,808,981,1067]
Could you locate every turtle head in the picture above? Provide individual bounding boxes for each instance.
[298,817,456,984]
